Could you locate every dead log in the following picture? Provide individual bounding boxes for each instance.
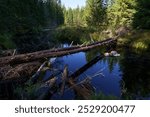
[69,55,104,80]
[36,77,57,100]
[68,78,94,100]
[0,38,116,66]
[64,55,104,99]
[60,65,68,96]
[31,61,48,84]
[0,61,41,84]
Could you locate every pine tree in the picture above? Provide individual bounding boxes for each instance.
[85,0,107,28]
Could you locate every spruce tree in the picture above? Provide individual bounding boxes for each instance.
[85,0,107,28]
[107,0,136,28]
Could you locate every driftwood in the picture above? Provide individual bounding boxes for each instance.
[0,38,116,66]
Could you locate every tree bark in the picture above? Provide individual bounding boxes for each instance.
[0,38,116,66]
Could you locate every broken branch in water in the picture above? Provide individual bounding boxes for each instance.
[60,65,68,96]
[31,61,48,84]
[68,77,95,100]
[37,77,57,100]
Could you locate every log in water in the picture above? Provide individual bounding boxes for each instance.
[0,38,116,66]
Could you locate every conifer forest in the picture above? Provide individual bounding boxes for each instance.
[0,0,150,100]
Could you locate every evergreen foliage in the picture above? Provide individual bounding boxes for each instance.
[107,0,136,28]
[85,0,107,28]
[63,6,86,26]
[0,0,64,33]
[133,0,150,29]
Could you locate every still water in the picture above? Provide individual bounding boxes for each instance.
[49,46,150,100]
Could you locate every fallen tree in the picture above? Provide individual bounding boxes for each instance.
[0,38,116,66]
[0,61,41,84]
[69,55,104,80]
[0,38,116,85]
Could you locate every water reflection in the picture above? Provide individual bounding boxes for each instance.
[120,48,150,99]
[51,46,150,99]
[51,47,122,99]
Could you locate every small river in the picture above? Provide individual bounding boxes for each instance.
[47,44,150,100]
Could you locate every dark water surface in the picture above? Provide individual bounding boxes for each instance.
[50,46,150,100]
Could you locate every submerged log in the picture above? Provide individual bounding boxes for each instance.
[36,77,57,100]
[65,55,104,99]
[69,55,104,80]
[31,61,48,84]
[60,65,68,96]
[68,78,95,100]
[0,38,116,66]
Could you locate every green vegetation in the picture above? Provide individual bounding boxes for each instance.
[63,6,86,26]
[107,0,136,28]
[0,0,150,100]
[0,0,64,50]
[0,0,64,33]
[130,31,150,52]
[54,26,95,44]
[133,0,150,29]
[1,0,150,50]
[85,0,107,29]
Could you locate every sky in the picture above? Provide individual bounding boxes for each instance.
[61,0,86,9]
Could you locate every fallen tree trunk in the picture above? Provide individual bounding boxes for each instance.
[0,61,41,84]
[69,55,104,80]
[0,38,116,66]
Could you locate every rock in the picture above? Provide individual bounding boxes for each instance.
[104,51,120,57]
[113,53,120,57]
[110,51,117,55]
[104,52,110,57]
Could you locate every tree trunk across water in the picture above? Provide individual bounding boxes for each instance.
[0,38,116,84]
[0,38,116,66]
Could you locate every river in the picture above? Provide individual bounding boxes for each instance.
[43,44,150,100]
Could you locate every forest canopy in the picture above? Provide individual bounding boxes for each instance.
[0,0,64,33]
[0,0,150,50]
[0,0,150,34]
[63,0,150,29]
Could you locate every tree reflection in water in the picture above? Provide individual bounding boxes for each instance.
[120,48,150,99]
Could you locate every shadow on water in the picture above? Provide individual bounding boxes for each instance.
[51,44,150,100]
[50,46,122,99]
[120,48,150,99]
[1,42,150,100]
